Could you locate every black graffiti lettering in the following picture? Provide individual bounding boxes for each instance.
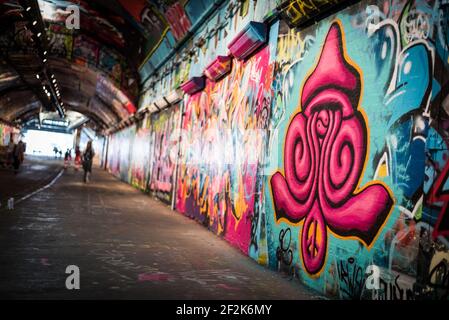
[337,257,366,300]
[393,275,404,300]
[276,228,293,267]
[373,274,416,300]
[249,165,263,251]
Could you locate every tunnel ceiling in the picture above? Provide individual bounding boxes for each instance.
[0,0,148,134]
[0,0,227,134]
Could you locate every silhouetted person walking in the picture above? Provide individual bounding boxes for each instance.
[7,133,14,167]
[12,140,25,174]
[82,141,95,183]
[64,148,72,169]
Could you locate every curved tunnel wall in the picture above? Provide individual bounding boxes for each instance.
[106,0,449,300]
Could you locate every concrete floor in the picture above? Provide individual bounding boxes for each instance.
[0,156,63,206]
[0,157,323,300]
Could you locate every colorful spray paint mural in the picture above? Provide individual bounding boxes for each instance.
[270,20,395,276]
[0,123,14,146]
[267,0,449,299]
[175,24,278,256]
[130,115,153,191]
[104,0,449,300]
[277,0,347,27]
[107,125,136,183]
[149,105,181,204]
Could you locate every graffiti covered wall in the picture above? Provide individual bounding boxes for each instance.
[0,123,14,146]
[175,23,278,256]
[107,125,136,184]
[106,0,449,299]
[130,115,153,191]
[149,105,181,204]
[266,0,449,299]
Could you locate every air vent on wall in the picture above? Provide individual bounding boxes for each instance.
[204,55,232,81]
[227,21,267,60]
[180,76,205,95]
[166,89,183,105]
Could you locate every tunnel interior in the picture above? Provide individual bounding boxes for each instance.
[1,0,449,301]
[0,0,144,136]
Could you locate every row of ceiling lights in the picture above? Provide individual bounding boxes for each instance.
[21,0,66,118]
[36,72,65,113]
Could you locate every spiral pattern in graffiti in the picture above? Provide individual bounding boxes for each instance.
[270,21,394,275]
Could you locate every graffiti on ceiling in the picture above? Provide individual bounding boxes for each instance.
[0,0,141,133]
[277,0,352,27]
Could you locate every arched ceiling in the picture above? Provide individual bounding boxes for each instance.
[0,0,224,134]
[0,0,144,134]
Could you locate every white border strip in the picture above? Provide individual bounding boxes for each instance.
[15,169,65,205]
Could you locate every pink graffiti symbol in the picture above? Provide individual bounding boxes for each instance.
[271,22,394,275]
